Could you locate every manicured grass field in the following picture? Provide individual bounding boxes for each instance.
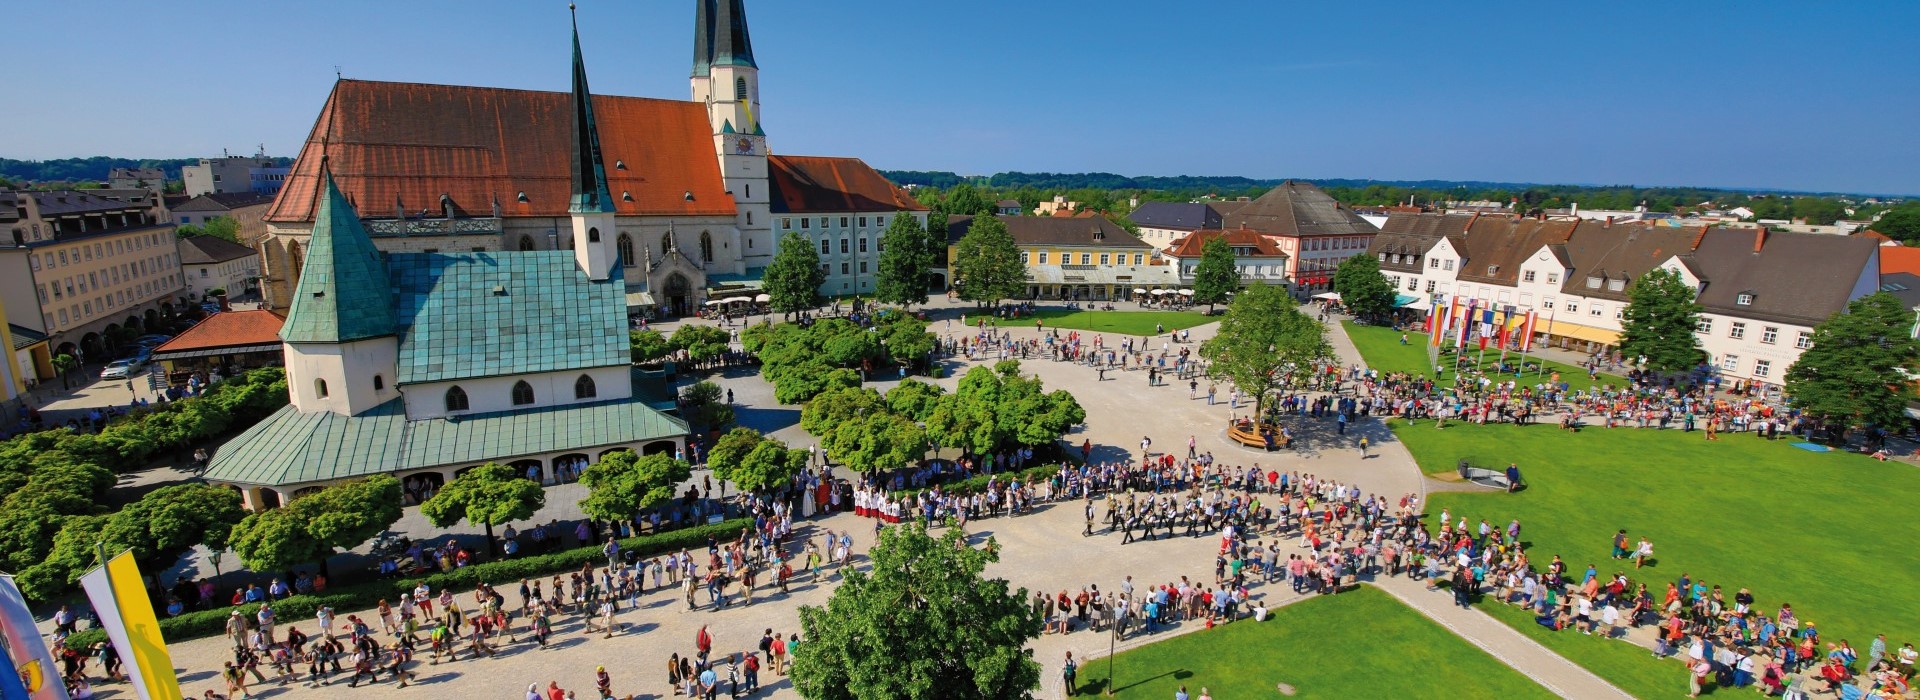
[982,308,1215,336]
[1397,421,1920,690]
[1083,586,1555,699]
[1342,321,1625,394]
[1475,596,1684,699]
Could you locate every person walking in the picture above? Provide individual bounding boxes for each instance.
[1062,651,1078,696]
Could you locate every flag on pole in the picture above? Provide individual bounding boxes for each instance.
[80,551,183,700]
[0,576,66,700]
[1457,298,1475,349]
[1521,310,1538,351]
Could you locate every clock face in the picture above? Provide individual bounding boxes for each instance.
[735,137,754,155]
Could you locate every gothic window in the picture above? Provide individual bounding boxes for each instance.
[660,233,673,255]
[700,231,714,263]
[735,77,748,100]
[518,235,536,251]
[288,241,303,275]
[574,374,597,399]
[445,386,469,412]
[587,227,600,243]
[512,381,535,406]
[618,234,635,267]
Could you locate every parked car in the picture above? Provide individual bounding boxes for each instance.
[100,358,145,380]
[132,334,172,348]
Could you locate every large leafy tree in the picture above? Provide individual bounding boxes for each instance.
[885,379,946,422]
[706,428,808,493]
[630,329,672,363]
[792,523,1039,700]
[1785,292,1920,430]
[765,231,826,319]
[925,211,951,275]
[1617,267,1705,373]
[681,380,736,431]
[18,515,108,601]
[925,361,1082,456]
[875,214,931,307]
[827,412,927,474]
[881,314,936,370]
[1873,204,1920,245]
[229,475,403,573]
[1200,283,1332,417]
[951,217,1027,308]
[102,483,245,572]
[800,387,884,437]
[670,324,733,364]
[578,451,692,524]
[1190,236,1239,309]
[1332,253,1397,320]
[941,183,990,217]
[420,462,545,557]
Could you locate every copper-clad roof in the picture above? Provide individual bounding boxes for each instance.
[267,79,737,223]
[768,155,925,214]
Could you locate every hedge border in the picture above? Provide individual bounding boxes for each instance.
[63,517,751,650]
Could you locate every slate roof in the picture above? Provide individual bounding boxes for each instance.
[1222,181,1377,237]
[1877,272,1920,310]
[150,310,285,358]
[388,250,628,385]
[1689,228,1876,326]
[280,175,399,343]
[1129,202,1221,231]
[203,372,689,487]
[1369,212,1475,273]
[8,324,47,352]
[768,155,925,214]
[947,215,1151,249]
[177,235,260,264]
[266,80,737,223]
[172,192,275,213]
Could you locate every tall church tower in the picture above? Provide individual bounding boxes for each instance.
[694,0,772,267]
[569,7,619,281]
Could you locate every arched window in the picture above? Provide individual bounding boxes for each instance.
[518,235,536,251]
[617,234,634,267]
[373,375,385,391]
[660,232,673,254]
[314,379,329,398]
[574,374,597,399]
[587,227,600,243]
[511,380,535,406]
[700,231,714,263]
[735,77,748,100]
[445,386,469,412]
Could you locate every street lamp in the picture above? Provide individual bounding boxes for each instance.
[1104,601,1120,696]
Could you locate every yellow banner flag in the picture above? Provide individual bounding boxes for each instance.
[80,551,182,699]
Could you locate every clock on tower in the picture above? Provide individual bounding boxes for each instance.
[734,136,754,155]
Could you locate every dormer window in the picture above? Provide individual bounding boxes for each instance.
[1736,292,1754,306]
[1585,275,1602,289]
[1607,278,1625,292]
[1486,265,1498,275]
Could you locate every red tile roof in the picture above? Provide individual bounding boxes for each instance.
[267,79,737,223]
[152,310,286,353]
[1163,228,1290,258]
[1880,244,1920,276]
[768,155,925,214]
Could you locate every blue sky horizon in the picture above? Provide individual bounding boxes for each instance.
[4,1,1915,195]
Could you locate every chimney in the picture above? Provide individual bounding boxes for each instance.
[1752,227,1767,253]
[1604,216,1613,229]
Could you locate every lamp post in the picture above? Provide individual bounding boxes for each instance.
[1104,601,1120,696]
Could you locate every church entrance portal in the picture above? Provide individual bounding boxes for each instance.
[664,273,690,318]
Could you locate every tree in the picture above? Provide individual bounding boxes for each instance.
[875,214,931,307]
[799,387,884,437]
[52,353,78,389]
[176,217,240,243]
[681,380,736,431]
[420,462,545,558]
[706,428,807,493]
[885,378,945,422]
[1332,253,1397,320]
[925,361,1082,457]
[1190,236,1239,309]
[941,183,990,217]
[765,231,825,319]
[17,514,108,602]
[1199,283,1332,417]
[881,314,935,371]
[1617,268,1705,373]
[670,324,732,365]
[577,451,691,523]
[630,329,672,363]
[1785,292,1920,431]
[1873,204,1920,245]
[826,412,926,474]
[951,217,1027,308]
[925,211,950,274]
[228,475,403,573]
[792,524,1039,700]
[101,483,245,577]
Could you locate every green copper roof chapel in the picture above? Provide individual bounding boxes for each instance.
[280,165,398,343]
[568,7,614,214]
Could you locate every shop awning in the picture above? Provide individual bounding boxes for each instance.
[1544,321,1619,346]
[1396,295,1430,311]
[625,291,656,309]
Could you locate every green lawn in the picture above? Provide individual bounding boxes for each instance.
[1475,597,1687,699]
[985,308,1215,336]
[1081,586,1555,699]
[1397,421,1920,691]
[1342,321,1625,393]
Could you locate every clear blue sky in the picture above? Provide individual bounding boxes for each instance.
[4,0,1917,194]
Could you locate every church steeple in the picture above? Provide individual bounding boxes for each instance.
[711,0,755,69]
[692,0,715,78]
[282,160,396,344]
[568,5,613,215]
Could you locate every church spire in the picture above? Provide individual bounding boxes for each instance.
[692,0,715,78]
[281,159,397,344]
[568,5,614,214]
[711,0,755,69]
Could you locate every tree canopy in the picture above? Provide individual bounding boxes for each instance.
[420,462,545,555]
[706,428,808,493]
[578,451,691,523]
[875,214,931,307]
[1200,283,1332,417]
[681,380,736,431]
[630,329,672,363]
[228,475,403,572]
[1785,291,1920,429]
[1873,204,1920,245]
[792,524,1039,700]
[925,360,1083,456]
[176,217,240,243]
[1332,253,1397,320]
[951,217,1027,308]
[670,324,733,364]
[1617,267,1706,373]
[765,231,825,318]
[1190,236,1239,309]
[755,314,935,402]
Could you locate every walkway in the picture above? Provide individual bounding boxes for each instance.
[1370,576,1632,699]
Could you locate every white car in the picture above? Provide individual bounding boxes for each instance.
[100,358,144,380]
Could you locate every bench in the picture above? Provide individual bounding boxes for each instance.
[1228,420,1289,451]
[1457,461,1514,490]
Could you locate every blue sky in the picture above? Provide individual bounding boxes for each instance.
[4,0,1917,194]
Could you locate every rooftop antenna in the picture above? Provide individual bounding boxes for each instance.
[334,65,342,80]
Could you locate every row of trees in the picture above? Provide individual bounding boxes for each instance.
[745,314,936,403]
[794,362,1085,474]
[630,324,732,365]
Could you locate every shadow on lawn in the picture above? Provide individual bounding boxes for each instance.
[1078,668,1193,696]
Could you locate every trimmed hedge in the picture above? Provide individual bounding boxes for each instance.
[66,518,750,650]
